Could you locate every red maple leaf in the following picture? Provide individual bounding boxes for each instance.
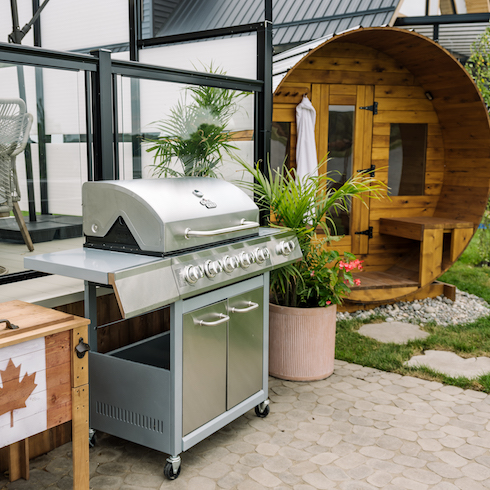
[0,359,37,428]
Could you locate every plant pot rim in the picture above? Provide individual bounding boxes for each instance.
[269,302,337,316]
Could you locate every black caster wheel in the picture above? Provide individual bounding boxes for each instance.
[164,461,181,480]
[255,402,270,418]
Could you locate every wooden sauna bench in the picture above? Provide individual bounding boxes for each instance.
[379,216,474,286]
[347,217,474,303]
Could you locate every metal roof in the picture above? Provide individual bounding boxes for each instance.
[395,22,489,60]
[156,0,400,46]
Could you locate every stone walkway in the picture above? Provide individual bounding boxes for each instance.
[3,360,490,489]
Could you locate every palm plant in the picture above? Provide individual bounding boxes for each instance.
[145,64,249,178]
[238,160,387,307]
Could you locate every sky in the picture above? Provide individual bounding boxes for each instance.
[398,0,468,16]
[399,0,426,16]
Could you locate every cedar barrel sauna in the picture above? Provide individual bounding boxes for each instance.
[273,27,490,305]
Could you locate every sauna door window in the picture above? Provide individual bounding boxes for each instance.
[388,123,427,196]
[327,105,355,235]
[271,122,290,173]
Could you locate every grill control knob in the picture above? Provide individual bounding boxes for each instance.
[184,265,204,284]
[239,252,253,269]
[222,255,238,273]
[204,259,223,278]
[255,247,270,264]
[276,240,296,256]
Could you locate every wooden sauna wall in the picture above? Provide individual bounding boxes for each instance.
[0,293,169,470]
[360,29,490,230]
[367,83,443,273]
[273,41,445,273]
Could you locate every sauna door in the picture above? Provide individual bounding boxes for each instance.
[314,83,374,255]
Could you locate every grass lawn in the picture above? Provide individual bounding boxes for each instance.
[335,230,490,392]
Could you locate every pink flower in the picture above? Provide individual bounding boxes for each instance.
[354,278,361,286]
[310,271,315,277]
[326,301,331,305]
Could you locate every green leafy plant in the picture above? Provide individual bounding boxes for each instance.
[475,199,490,266]
[465,24,490,107]
[145,64,248,178]
[238,160,387,307]
[465,28,490,265]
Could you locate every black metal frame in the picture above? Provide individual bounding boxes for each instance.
[0,0,272,284]
[394,13,490,44]
[33,0,48,216]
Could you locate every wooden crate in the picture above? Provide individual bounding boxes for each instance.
[0,301,90,488]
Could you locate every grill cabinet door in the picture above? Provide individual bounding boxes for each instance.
[182,300,227,436]
[227,287,264,409]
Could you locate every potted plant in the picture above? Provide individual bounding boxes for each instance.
[239,161,386,380]
[145,64,249,178]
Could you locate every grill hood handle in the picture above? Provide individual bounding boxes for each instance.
[184,219,259,239]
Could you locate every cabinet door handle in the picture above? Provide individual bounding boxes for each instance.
[229,301,259,314]
[196,313,230,326]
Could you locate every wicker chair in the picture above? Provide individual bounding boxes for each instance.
[0,98,34,251]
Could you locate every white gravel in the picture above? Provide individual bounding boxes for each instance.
[337,289,490,326]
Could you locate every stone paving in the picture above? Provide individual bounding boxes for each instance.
[3,360,490,489]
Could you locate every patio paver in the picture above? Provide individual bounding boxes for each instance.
[2,359,490,489]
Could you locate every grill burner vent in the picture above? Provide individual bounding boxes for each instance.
[85,216,140,253]
[95,401,166,433]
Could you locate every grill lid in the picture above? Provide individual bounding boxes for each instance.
[82,178,260,255]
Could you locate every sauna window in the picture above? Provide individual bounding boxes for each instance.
[327,105,355,235]
[388,123,427,196]
[271,122,290,173]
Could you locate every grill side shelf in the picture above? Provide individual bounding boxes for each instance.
[109,257,178,319]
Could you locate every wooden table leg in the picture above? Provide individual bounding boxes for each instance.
[8,438,29,482]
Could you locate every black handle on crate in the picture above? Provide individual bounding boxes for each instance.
[75,337,91,358]
[0,319,19,330]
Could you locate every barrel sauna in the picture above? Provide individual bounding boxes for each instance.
[273,27,490,304]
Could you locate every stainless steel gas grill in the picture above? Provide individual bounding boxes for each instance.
[24,177,302,480]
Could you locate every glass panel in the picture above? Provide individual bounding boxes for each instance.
[138,34,258,79]
[271,122,290,174]
[0,63,86,281]
[36,0,129,51]
[327,105,355,235]
[117,75,255,188]
[388,123,427,196]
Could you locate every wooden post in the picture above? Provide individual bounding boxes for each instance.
[419,228,443,287]
[450,227,473,263]
[8,439,29,481]
[71,386,89,489]
[71,326,89,490]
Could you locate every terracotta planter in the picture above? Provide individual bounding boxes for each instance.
[269,303,337,381]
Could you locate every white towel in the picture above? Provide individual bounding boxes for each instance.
[295,96,318,182]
